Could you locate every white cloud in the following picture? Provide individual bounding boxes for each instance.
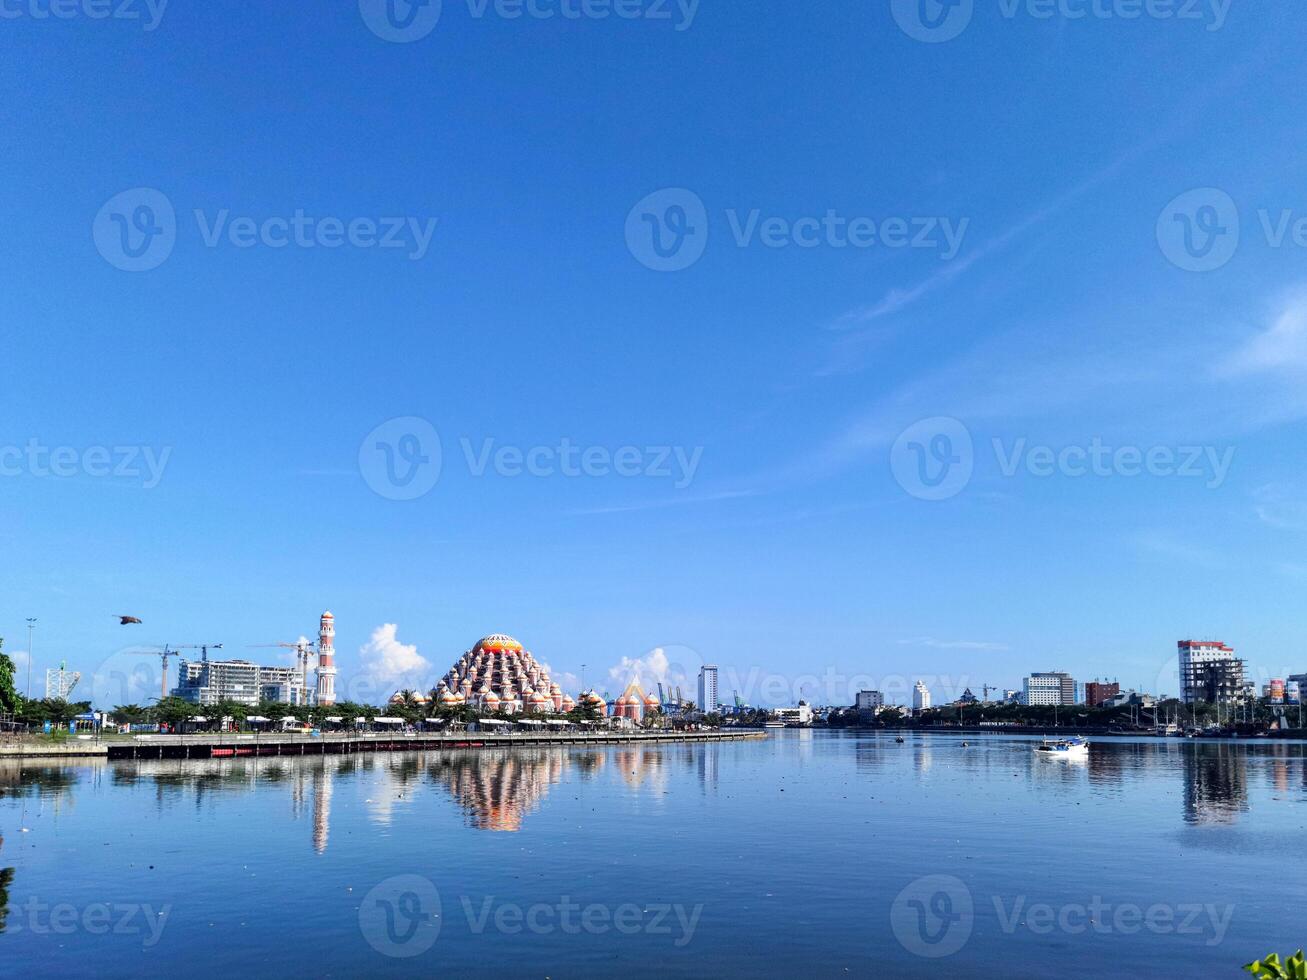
[537,661,581,693]
[1253,483,1307,531]
[358,624,431,689]
[1224,290,1307,376]
[606,648,690,694]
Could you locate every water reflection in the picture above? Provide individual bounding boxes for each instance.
[1183,743,1250,826]
[0,867,12,935]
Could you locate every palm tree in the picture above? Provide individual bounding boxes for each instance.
[113,704,147,726]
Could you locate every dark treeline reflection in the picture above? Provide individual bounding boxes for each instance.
[842,734,1306,828]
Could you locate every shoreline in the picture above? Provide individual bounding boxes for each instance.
[0,728,766,761]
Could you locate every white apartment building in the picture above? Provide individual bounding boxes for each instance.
[698,665,719,713]
[912,681,931,712]
[1022,671,1077,706]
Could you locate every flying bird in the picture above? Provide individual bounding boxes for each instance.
[117,616,143,625]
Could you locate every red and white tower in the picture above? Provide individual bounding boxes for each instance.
[315,611,337,706]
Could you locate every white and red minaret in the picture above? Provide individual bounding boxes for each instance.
[315,611,337,706]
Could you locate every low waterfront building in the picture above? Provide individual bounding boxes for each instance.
[856,690,884,711]
[772,702,813,725]
[1085,680,1120,707]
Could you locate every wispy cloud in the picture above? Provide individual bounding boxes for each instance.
[1130,530,1223,569]
[567,488,758,517]
[899,636,1009,652]
[1221,288,1307,377]
[1252,483,1307,531]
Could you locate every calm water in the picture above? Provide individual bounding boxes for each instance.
[2,732,1305,978]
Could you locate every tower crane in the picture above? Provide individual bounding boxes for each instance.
[981,684,999,702]
[248,640,318,702]
[125,643,223,701]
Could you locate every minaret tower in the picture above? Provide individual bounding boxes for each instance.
[315,610,337,706]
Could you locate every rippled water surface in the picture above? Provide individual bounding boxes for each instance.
[2,732,1306,978]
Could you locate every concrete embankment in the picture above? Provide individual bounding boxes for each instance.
[0,741,109,758]
[3,729,765,761]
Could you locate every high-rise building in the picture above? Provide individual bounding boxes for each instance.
[698,665,718,713]
[1085,680,1120,707]
[1178,640,1245,705]
[315,611,337,707]
[912,681,931,712]
[173,659,262,705]
[1022,671,1077,706]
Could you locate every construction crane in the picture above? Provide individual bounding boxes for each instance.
[248,640,317,700]
[125,643,223,701]
[981,684,1000,702]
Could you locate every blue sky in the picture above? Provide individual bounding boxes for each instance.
[3,0,1307,707]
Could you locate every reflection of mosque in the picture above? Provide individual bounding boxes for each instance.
[90,740,719,850]
[426,748,574,832]
[1183,743,1249,826]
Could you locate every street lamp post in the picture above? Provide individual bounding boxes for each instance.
[25,618,36,700]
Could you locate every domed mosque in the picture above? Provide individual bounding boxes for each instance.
[425,634,577,716]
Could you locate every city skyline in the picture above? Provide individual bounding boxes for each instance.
[7,7,1307,712]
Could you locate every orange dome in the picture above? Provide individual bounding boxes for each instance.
[473,634,524,654]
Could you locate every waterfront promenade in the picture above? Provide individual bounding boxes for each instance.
[1,728,765,761]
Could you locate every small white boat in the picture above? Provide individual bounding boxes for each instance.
[1035,737,1089,758]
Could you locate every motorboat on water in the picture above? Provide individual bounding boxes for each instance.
[1035,736,1089,758]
